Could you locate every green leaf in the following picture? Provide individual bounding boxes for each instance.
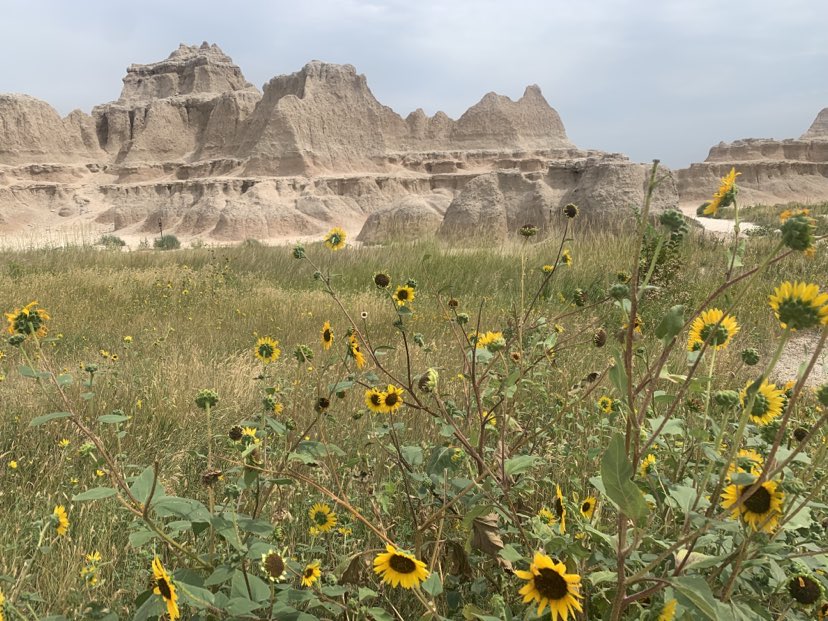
[672,576,731,621]
[368,608,396,621]
[655,305,685,344]
[97,414,130,424]
[401,445,424,467]
[29,411,71,427]
[153,496,212,523]
[609,350,627,395]
[130,466,162,505]
[72,487,116,502]
[421,572,443,597]
[56,373,74,386]
[128,529,157,548]
[504,454,538,476]
[600,433,649,526]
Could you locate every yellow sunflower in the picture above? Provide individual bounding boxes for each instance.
[365,387,386,413]
[598,396,613,414]
[392,285,415,306]
[323,227,347,251]
[254,337,281,364]
[474,330,505,351]
[721,480,784,533]
[241,427,260,444]
[152,557,180,620]
[639,454,656,477]
[687,308,739,351]
[0,589,5,621]
[382,385,405,414]
[561,249,573,266]
[53,505,69,537]
[553,485,567,535]
[580,497,597,520]
[658,598,677,621]
[308,503,337,533]
[348,334,366,369]
[703,167,740,216]
[768,281,828,331]
[515,552,582,621]
[373,544,429,589]
[5,301,50,337]
[321,321,334,350]
[740,380,785,425]
[538,507,557,526]
[727,448,764,480]
[301,561,322,587]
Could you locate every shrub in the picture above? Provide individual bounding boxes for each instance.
[97,234,126,248]
[153,234,181,250]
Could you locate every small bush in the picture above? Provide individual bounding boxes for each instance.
[97,234,126,248]
[153,234,181,250]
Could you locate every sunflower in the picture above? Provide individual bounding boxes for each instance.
[474,330,506,351]
[687,308,739,351]
[721,480,784,533]
[373,545,429,589]
[0,589,5,621]
[553,485,567,535]
[5,301,49,337]
[365,387,386,413]
[53,505,69,537]
[788,573,823,605]
[658,599,677,621]
[383,385,405,414]
[580,497,597,520]
[254,337,281,364]
[152,557,180,620]
[308,503,337,533]
[301,560,322,587]
[740,380,785,425]
[538,507,557,526]
[639,454,656,477]
[561,249,572,266]
[727,448,764,480]
[323,227,347,251]
[261,549,287,582]
[703,167,740,216]
[392,285,415,306]
[241,427,260,444]
[598,396,614,414]
[515,552,582,621]
[769,281,828,330]
[320,321,334,350]
[348,334,366,369]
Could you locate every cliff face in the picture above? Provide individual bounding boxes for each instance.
[678,109,828,206]
[0,43,676,243]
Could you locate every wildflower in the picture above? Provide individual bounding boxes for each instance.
[81,551,101,586]
[542,264,554,273]
[519,224,539,238]
[5,301,49,337]
[308,503,337,533]
[554,485,567,534]
[727,448,764,480]
[515,552,582,621]
[781,214,816,252]
[228,425,243,441]
[598,396,614,414]
[788,573,823,605]
[373,545,429,589]
[323,227,347,250]
[53,505,69,537]
[365,388,385,413]
[123,335,133,343]
[301,561,322,587]
[338,526,352,536]
[383,385,405,414]
[703,167,740,216]
[563,203,579,218]
[474,331,506,351]
[687,309,739,351]
[769,282,828,330]
[241,427,260,445]
[561,249,572,266]
[538,508,556,526]
[580,497,597,520]
[740,380,785,425]
[254,337,281,364]
[639,454,656,477]
[348,334,366,369]
[658,599,678,621]
[194,389,219,410]
[392,285,415,306]
[8,460,17,470]
[418,368,438,393]
[721,480,783,533]
[780,208,810,222]
[261,549,287,582]
[593,328,607,348]
[374,272,391,288]
[320,321,334,350]
[741,348,760,366]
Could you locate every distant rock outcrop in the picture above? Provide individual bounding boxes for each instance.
[678,108,828,206]
[0,43,677,244]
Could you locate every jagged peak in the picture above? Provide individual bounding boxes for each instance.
[801,107,828,140]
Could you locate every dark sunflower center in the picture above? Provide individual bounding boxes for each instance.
[581,501,592,513]
[304,568,315,578]
[534,567,569,600]
[385,393,399,407]
[157,577,173,599]
[264,553,285,577]
[370,393,382,406]
[700,322,729,346]
[389,554,416,574]
[397,289,409,300]
[788,575,821,604]
[313,511,329,526]
[259,344,274,358]
[553,498,564,517]
[323,329,332,342]
[741,486,772,514]
[750,392,770,417]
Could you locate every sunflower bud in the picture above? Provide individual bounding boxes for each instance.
[313,270,323,281]
[781,215,815,252]
[659,209,686,232]
[228,425,243,441]
[413,333,425,347]
[195,389,219,410]
[8,334,26,346]
[315,397,330,413]
[373,272,391,288]
[456,313,470,325]
[519,224,539,238]
[609,283,629,300]
[573,288,587,307]
[793,427,809,442]
[563,203,579,219]
[418,368,439,393]
[714,390,740,408]
[292,244,305,259]
[593,328,607,348]
[740,348,760,366]
[817,384,828,406]
[788,573,823,605]
[406,278,418,290]
[84,363,99,374]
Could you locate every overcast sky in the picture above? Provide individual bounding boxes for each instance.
[2,0,827,168]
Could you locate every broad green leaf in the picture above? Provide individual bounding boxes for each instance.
[98,414,130,424]
[655,305,685,344]
[29,411,71,427]
[421,572,443,597]
[672,576,731,621]
[368,608,396,621]
[609,351,627,395]
[504,454,538,476]
[129,466,163,505]
[600,433,649,526]
[72,487,116,502]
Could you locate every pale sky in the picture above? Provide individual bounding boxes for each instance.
[2,0,827,168]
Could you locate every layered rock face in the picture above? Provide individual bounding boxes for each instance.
[0,43,677,244]
[678,110,828,206]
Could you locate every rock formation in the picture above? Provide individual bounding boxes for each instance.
[0,43,678,245]
[677,109,828,207]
